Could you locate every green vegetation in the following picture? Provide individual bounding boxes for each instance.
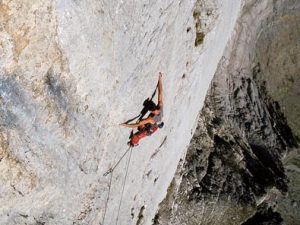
[193,10,205,47]
[195,31,205,46]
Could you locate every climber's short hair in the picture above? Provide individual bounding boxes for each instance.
[144,99,159,111]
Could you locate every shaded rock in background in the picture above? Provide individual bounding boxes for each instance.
[241,203,283,225]
[154,0,300,224]
[0,0,242,224]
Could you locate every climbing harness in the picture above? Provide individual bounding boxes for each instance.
[125,81,159,145]
[101,79,159,224]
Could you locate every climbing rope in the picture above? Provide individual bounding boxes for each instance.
[101,168,113,225]
[101,146,133,225]
[103,146,132,176]
[116,146,133,225]
[101,73,158,224]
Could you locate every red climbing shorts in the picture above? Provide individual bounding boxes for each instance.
[130,127,158,146]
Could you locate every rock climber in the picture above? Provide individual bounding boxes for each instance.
[120,72,164,146]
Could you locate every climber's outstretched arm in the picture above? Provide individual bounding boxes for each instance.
[158,72,163,108]
[120,117,154,128]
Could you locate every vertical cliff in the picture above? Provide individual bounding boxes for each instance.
[0,0,241,225]
[153,0,300,224]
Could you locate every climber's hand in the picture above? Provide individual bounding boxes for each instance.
[159,72,163,79]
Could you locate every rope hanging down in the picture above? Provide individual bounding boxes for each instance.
[101,168,113,225]
[101,79,157,224]
[101,146,133,225]
[116,146,133,225]
[103,146,132,176]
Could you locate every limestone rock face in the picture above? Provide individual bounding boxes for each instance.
[0,0,241,225]
[153,0,300,225]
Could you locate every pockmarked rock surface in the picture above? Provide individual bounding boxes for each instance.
[0,0,242,225]
[153,0,300,225]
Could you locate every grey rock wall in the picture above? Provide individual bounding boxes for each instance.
[0,0,241,225]
[153,0,300,224]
